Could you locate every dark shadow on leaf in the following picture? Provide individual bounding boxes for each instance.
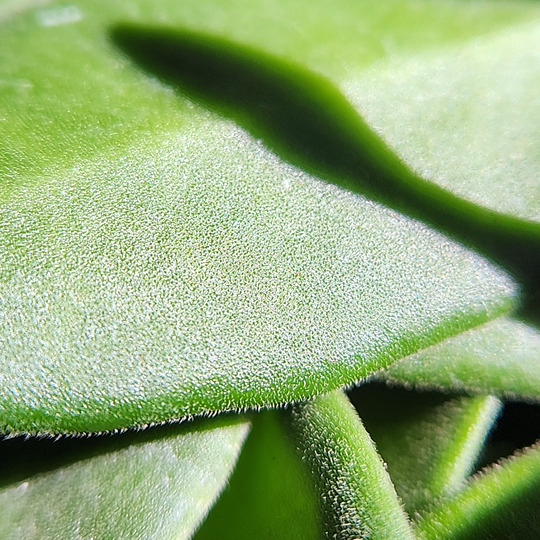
[110,25,540,307]
[0,413,246,489]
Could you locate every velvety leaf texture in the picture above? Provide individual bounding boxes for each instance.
[1,0,540,538]
[346,20,540,223]
[288,390,415,540]
[0,0,517,434]
[382,316,540,400]
[0,417,250,540]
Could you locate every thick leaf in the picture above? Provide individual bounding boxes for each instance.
[288,391,415,540]
[0,0,516,434]
[0,416,250,540]
[347,20,540,224]
[414,442,540,540]
[100,0,540,284]
[350,383,501,514]
[381,315,540,401]
[194,410,321,540]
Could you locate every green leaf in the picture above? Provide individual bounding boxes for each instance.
[348,19,540,225]
[194,410,321,540]
[99,0,540,284]
[415,442,540,540]
[381,316,540,401]
[0,0,516,434]
[288,390,415,540]
[350,383,501,514]
[0,416,250,540]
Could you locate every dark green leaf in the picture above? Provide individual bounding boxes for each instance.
[194,410,321,540]
[351,383,501,514]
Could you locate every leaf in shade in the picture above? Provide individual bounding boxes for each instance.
[287,390,415,540]
[0,0,516,434]
[380,316,540,401]
[414,442,540,540]
[350,383,501,515]
[194,410,321,540]
[0,416,250,540]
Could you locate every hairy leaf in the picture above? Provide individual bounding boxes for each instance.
[102,0,540,283]
[381,316,540,401]
[0,416,250,540]
[0,0,516,434]
[288,391,415,540]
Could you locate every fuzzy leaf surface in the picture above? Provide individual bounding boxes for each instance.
[382,316,540,401]
[0,416,250,540]
[0,0,516,434]
[99,0,540,282]
[288,391,415,540]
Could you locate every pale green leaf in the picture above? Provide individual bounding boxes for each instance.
[0,416,250,540]
[381,316,540,401]
[288,391,415,540]
[194,410,321,540]
[350,383,501,514]
[347,20,540,224]
[415,442,540,540]
[0,0,516,434]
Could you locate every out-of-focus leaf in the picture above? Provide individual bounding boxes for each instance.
[381,316,540,401]
[347,20,540,225]
[287,390,415,540]
[0,416,250,540]
[194,410,321,540]
[350,383,501,515]
[414,442,540,540]
[0,0,516,434]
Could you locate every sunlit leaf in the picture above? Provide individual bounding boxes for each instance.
[0,0,516,434]
[381,316,540,401]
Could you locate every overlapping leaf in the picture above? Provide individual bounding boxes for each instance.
[351,383,501,514]
[0,416,250,540]
[381,316,540,400]
[194,410,321,540]
[415,442,540,540]
[288,390,415,540]
[0,0,516,434]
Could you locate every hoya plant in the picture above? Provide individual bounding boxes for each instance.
[1,0,540,538]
